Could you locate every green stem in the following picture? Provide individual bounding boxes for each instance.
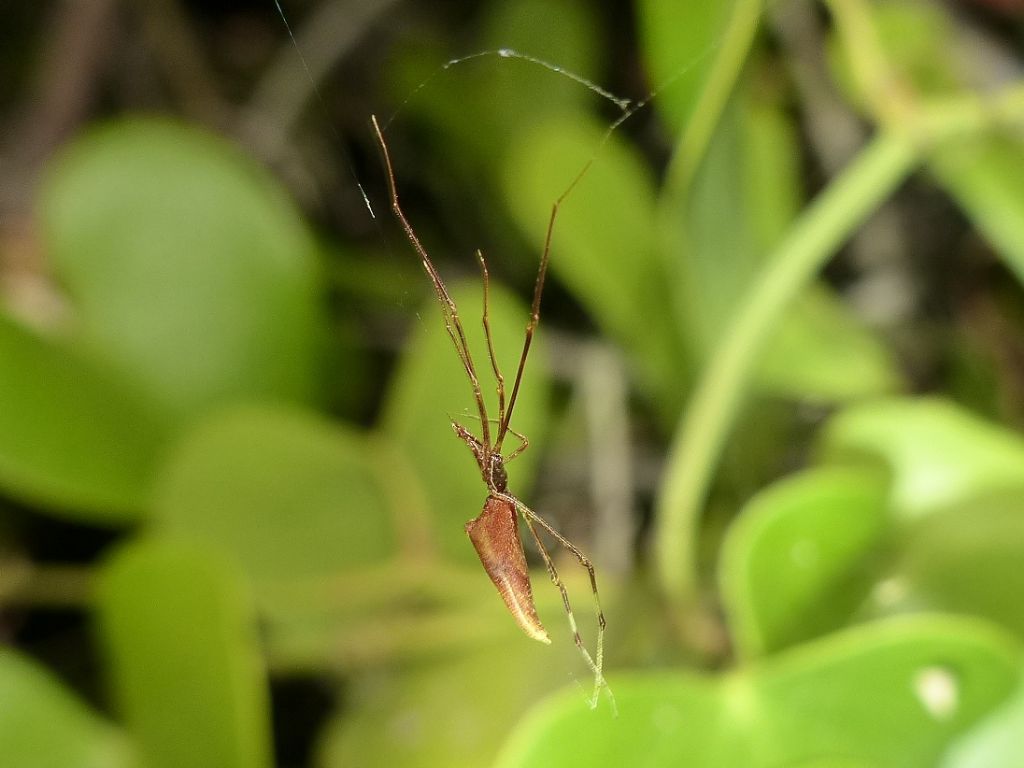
[653,130,919,614]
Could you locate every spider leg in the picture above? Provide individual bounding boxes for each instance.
[372,115,492,452]
[477,249,507,433]
[498,492,614,713]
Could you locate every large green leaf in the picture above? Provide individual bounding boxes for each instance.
[151,404,395,587]
[819,397,1024,519]
[382,280,550,564]
[0,313,167,521]
[0,649,133,768]
[496,616,1021,767]
[40,118,323,420]
[96,539,272,768]
[721,466,891,656]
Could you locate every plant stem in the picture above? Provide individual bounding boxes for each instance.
[654,130,919,619]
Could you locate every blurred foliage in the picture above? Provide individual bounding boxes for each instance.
[2,0,1024,767]
[97,539,272,768]
[40,119,324,421]
[495,617,1020,767]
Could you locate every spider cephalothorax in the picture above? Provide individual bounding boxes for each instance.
[487,453,508,493]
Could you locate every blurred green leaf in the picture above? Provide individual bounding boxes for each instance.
[876,492,1024,639]
[318,638,565,768]
[151,404,396,588]
[96,538,272,768]
[932,137,1024,286]
[943,674,1024,768]
[311,566,604,764]
[721,466,891,656]
[677,101,764,337]
[0,313,167,522]
[478,0,601,116]
[496,616,1021,767]
[759,285,901,400]
[637,0,742,135]
[826,0,964,115]
[679,96,899,401]
[870,0,964,95]
[386,0,600,183]
[639,0,763,211]
[743,91,801,249]
[382,280,549,564]
[819,397,1024,519]
[502,114,685,422]
[0,648,134,768]
[40,117,323,420]
[259,553,588,675]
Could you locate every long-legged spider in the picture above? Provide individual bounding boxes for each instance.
[371,115,611,709]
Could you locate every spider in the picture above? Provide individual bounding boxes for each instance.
[371,115,611,709]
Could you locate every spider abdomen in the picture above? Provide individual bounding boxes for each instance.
[465,495,549,644]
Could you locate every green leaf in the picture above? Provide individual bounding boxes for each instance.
[0,649,133,768]
[496,616,1021,768]
[502,115,684,422]
[819,397,1024,519]
[826,0,965,113]
[932,136,1024,286]
[877,492,1024,639]
[0,313,167,522]
[478,0,601,116]
[96,538,272,768]
[382,280,550,564]
[384,0,602,190]
[678,96,899,401]
[40,117,323,420]
[639,0,763,208]
[869,0,964,95]
[318,639,565,768]
[721,466,891,656]
[943,674,1024,768]
[758,286,900,400]
[637,0,742,135]
[151,404,395,587]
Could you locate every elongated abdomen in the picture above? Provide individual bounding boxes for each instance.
[465,496,550,644]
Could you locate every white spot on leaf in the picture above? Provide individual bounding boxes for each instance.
[914,666,959,721]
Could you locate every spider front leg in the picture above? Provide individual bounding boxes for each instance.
[452,421,486,467]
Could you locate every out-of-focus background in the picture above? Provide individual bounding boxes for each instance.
[4,0,1024,766]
